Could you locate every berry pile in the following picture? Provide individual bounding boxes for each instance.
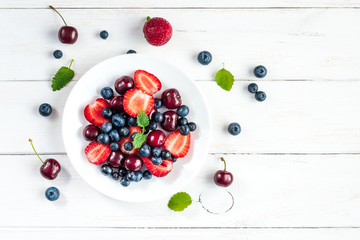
[83,70,197,187]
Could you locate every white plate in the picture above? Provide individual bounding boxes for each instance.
[62,54,211,202]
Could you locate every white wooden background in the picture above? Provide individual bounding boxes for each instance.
[1,0,360,239]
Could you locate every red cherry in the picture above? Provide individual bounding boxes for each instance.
[83,124,100,141]
[108,151,126,168]
[50,6,78,44]
[114,76,134,95]
[124,155,143,172]
[161,111,178,132]
[148,107,158,121]
[213,157,233,187]
[161,88,182,109]
[109,96,124,113]
[147,130,166,147]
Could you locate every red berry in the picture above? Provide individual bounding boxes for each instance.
[108,151,126,168]
[147,130,166,148]
[109,96,124,113]
[114,76,134,95]
[161,88,182,109]
[161,111,178,132]
[50,6,78,44]
[85,141,111,165]
[213,157,233,187]
[84,98,110,127]
[124,155,143,172]
[164,130,191,158]
[143,17,172,46]
[123,89,154,117]
[134,70,162,95]
[142,157,173,177]
[83,124,101,141]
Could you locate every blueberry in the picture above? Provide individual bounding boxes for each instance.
[102,107,113,119]
[179,125,190,135]
[122,113,130,122]
[100,164,113,176]
[151,156,162,165]
[143,170,152,180]
[148,121,157,131]
[254,65,267,78]
[134,171,143,182]
[118,167,127,177]
[248,83,258,94]
[39,103,52,117]
[228,122,241,136]
[110,142,119,151]
[171,156,178,163]
[177,105,189,117]
[153,112,164,123]
[127,116,137,126]
[112,172,120,180]
[255,91,267,102]
[188,122,197,132]
[100,87,114,100]
[127,49,136,54]
[119,126,130,137]
[139,144,151,157]
[101,122,113,133]
[178,117,188,126]
[97,133,110,144]
[144,126,150,135]
[109,129,120,142]
[112,114,126,128]
[100,30,109,39]
[161,150,171,160]
[124,141,133,151]
[53,50,63,59]
[152,147,161,157]
[130,132,137,141]
[45,187,60,201]
[154,98,162,109]
[126,172,136,181]
[120,177,130,187]
[197,51,212,65]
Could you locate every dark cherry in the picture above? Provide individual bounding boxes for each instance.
[148,107,158,121]
[114,76,134,95]
[50,6,78,44]
[213,157,233,187]
[108,151,126,168]
[83,124,100,141]
[146,130,166,148]
[161,88,182,109]
[110,96,124,113]
[124,155,143,172]
[161,111,178,132]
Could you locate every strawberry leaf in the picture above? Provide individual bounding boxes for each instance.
[133,133,146,149]
[215,66,234,91]
[51,59,75,91]
[168,192,192,212]
[137,110,150,129]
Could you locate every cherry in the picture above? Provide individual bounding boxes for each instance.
[114,76,134,95]
[148,107,158,121]
[161,111,178,132]
[50,5,78,44]
[83,124,100,141]
[147,130,166,148]
[213,157,233,187]
[110,96,124,113]
[124,155,143,172]
[108,151,126,168]
[29,139,61,180]
[161,88,182,109]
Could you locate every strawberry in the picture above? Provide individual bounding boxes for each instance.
[134,70,162,95]
[85,141,111,165]
[123,89,154,117]
[142,157,173,177]
[119,126,142,155]
[143,17,172,46]
[84,98,110,126]
[164,130,191,158]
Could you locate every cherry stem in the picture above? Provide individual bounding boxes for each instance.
[49,5,68,26]
[28,139,45,165]
[220,157,227,171]
[68,59,74,69]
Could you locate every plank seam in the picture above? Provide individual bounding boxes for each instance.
[1,226,360,229]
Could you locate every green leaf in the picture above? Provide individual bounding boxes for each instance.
[133,133,146,149]
[214,67,234,91]
[51,60,75,91]
[168,192,192,212]
[137,110,150,128]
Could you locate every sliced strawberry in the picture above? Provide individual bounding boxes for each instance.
[134,70,162,95]
[164,130,191,158]
[142,157,173,177]
[119,126,142,155]
[85,141,111,165]
[123,89,155,117]
[84,98,110,126]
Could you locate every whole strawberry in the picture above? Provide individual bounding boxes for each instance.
[143,16,172,46]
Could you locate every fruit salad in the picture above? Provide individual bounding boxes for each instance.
[82,70,197,187]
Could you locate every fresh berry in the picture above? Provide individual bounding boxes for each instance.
[123,89,155,117]
[126,172,136,181]
[120,177,130,187]
[228,122,241,136]
[162,88,182,109]
[109,129,120,142]
[100,30,109,39]
[101,122,113,133]
[142,157,173,177]
[147,130,166,148]
[127,116,137,126]
[85,141,111,165]
[214,157,233,187]
[110,142,119,151]
[148,121,157,131]
[161,111,178,132]
[152,147,161,157]
[118,167,127,177]
[164,130,191,158]
[161,150,171,160]
[254,65,267,78]
[112,172,120,180]
[177,105,189,117]
[177,117,188,126]
[97,133,110,144]
[143,17,172,46]
[148,108,158,121]
[197,51,212,65]
[50,6,78,44]
[153,112,164,123]
[130,132,137,141]
[45,187,60,201]
[114,76,134,95]
[108,151,125,168]
[144,126,150,135]
[134,70,162,95]
[83,125,101,141]
[124,155,143,172]
[255,91,266,102]
[171,156,178,162]
[134,171,143,182]
[109,96,124,113]
[53,50,63,59]
[84,98,110,127]
[248,83,258,94]
[119,126,130,137]
[119,126,142,155]
[39,103,52,117]
[179,125,190,136]
[154,98,162,109]
[188,122,197,132]
[102,107,113,119]
[100,87,114,100]
[151,156,162,165]
[139,144,151,157]
[100,164,113,176]
[124,141,133,151]
[143,170,152,180]
[127,49,136,54]
[112,113,126,128]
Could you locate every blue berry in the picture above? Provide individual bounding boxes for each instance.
[120,177,130,187]
[161,150,171,160]
[144,126,150,135]
[39,103,52,117]
[139,144,151,157]
[122,113,130,122]
[171,156,178,163]
[112,172,120,180]
[228,122,241,136]
[254,65,267,78]
[118,168,127,177]
[124,141,133,151]
[177,105,189,117]
[100,87,114,100]
[53,50,63,59]
[197,51,212,65]
[154,98,162,109]
[248,83,258,94]
[119,126,130,137]
[178,117,188,126]
[152,147,161,157]
[148,121,157,130]
[130,132,137,141]
[179,125,190,135]
[151,156,162,165]
[126,172,136,181]
[255,91,266,102]
[110,142,119,151]
[143,170,152,180]
[45,187,60,201]
[97,133,110,144]
[112,114,126,128]
[102,107,113,119]
[109,129,120,142]
[101,122,113,133]
[100,164,113,176]
[134,171,143,182]
[127,116,137,126]
[100,30,109,39]
[188,122,196,132]
[127,49,136,54]
[153,112,164,123]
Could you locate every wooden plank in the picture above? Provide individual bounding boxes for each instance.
[2,81,360,154]
[1,9,360,81]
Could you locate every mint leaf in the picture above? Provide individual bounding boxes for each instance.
[133,133,146,149]
[215,66,234,91]
[168,192,192,212]
[51,59,75,91]
[137,110,150,129]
